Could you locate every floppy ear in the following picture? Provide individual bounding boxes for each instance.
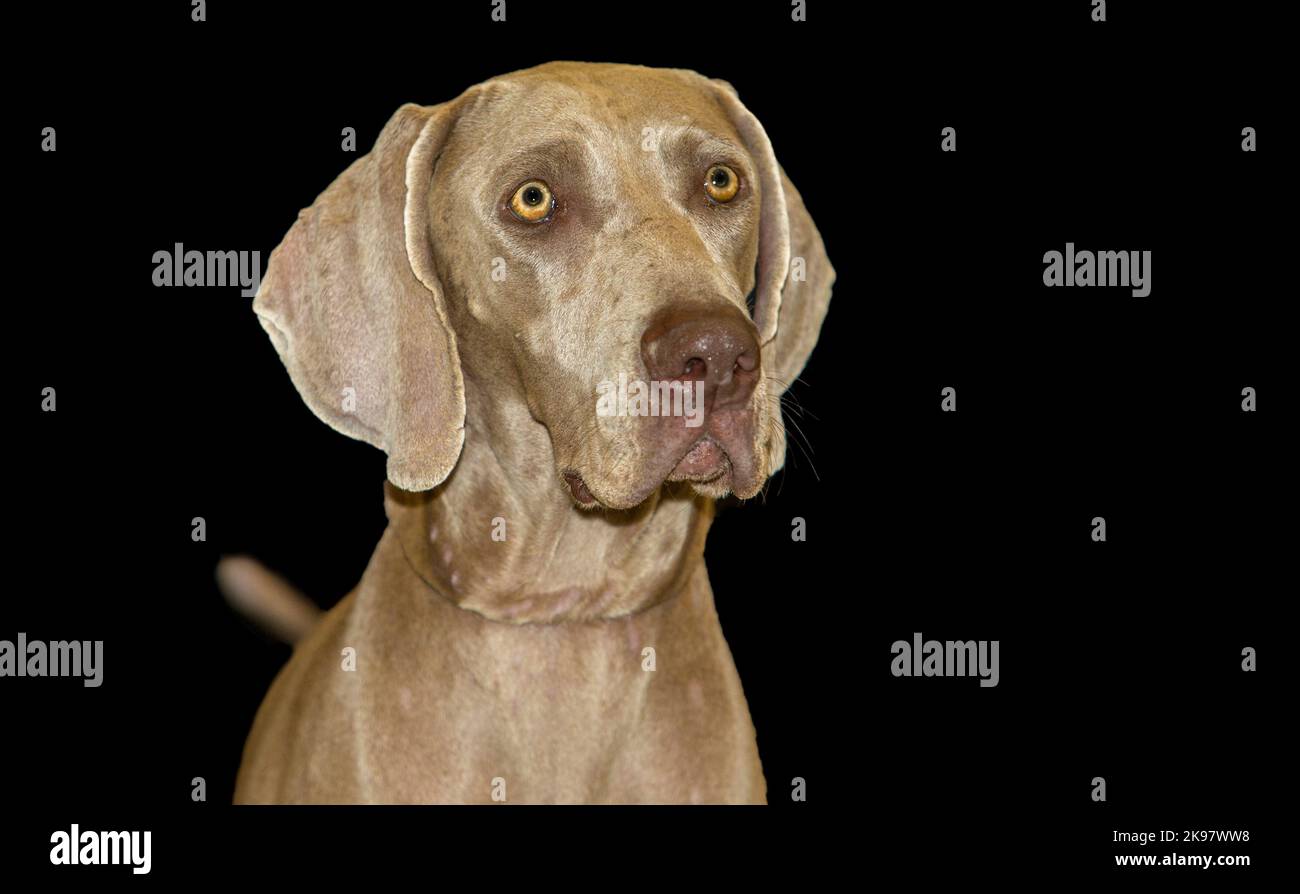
[765,167,835,395]
[710,80,835,398]
[253,98,473,492]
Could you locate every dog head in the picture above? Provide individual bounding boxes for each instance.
[254,62,833,509]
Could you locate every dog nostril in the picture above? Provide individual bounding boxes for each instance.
[640,310,759,391]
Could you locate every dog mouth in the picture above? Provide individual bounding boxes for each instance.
[563,470,599,505]
[665,436,730,483]
[563,436,732,509]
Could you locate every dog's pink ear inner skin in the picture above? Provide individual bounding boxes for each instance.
[253,98,475,492]
[710,81,835,473]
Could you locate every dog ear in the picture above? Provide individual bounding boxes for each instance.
[254,97,475,492]
[710,80,835,398]
[765,167,835,396]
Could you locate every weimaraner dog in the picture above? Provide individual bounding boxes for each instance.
[222,61,833,804]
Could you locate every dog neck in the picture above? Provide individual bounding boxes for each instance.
[386,388,713,625]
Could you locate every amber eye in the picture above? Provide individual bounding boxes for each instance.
[510,180,554,222]
[704,164,740,203]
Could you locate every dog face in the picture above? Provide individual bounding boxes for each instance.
[430,64,776,508]
[253,62,832,507]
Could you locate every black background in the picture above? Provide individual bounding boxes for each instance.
[5,0,1284,883]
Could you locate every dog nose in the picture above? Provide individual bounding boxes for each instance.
[640,308,760,408]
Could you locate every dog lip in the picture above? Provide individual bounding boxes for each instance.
[666,436,730,483]
[562,467,659,511]
[562,430,744,511]
[563,471,598,505]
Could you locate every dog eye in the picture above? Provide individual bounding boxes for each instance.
[510,180,554,222]
[704,164,740,203]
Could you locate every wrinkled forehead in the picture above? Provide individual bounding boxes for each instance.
[445,66,745,177]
